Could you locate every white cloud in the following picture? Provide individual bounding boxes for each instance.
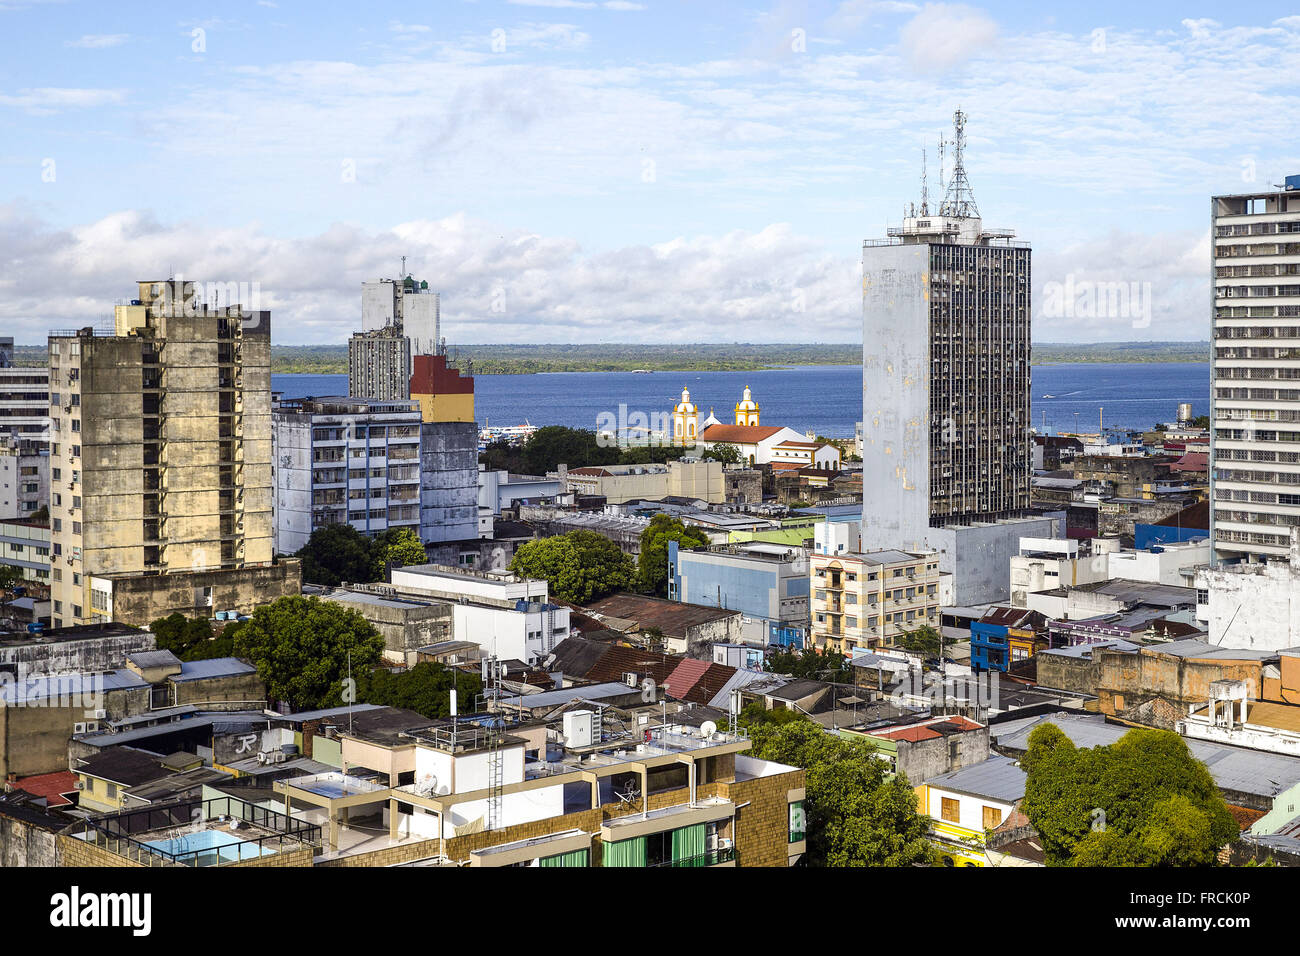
[1181,18,1220,39]
[898,3,997,72]
[65,33,129,48]
[604,1,646,9]
[0,206,866,344]
[0,204,1209,346]
[826,0,918,35]
[507,0,597,8]
[0,87,125,113]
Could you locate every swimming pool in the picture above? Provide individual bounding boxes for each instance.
[143,828,276,864]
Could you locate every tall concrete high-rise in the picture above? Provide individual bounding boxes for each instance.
[349,276,441,401]
[862,111,1035,577]
[47,280,297,627]
[1210,178,1300,563]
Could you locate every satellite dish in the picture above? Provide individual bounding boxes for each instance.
[700,721,718,738]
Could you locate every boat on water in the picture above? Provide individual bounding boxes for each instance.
[480,420,538,448]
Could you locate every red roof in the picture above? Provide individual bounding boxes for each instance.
[663,658,736,704]
[698,424,783,444]
[11,770,78,807]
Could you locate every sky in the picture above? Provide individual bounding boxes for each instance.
[2,0,1299,346]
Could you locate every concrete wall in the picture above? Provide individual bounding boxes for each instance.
[419,422,478,543]
[1197,559,1300,652]
[0,631,155,678]
[99,560,301,627]
[929,516,1063,606]
[862,243,931,552]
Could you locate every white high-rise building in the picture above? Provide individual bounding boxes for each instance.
[861,111,1033,554]
[350,277,442,402]
[1211,178,1300,563]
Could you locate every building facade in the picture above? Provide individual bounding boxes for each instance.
[0,442,48,520]
[0,337,50,446]
[862,111,1031,554]
[271,396,423,554]
[1210,181,1300,562]
[668,540,809,633]
[809,547,940,654]
[46,281,274,628]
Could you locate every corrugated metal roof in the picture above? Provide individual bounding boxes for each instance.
[926,755,1026,803]
[170,658,258,682]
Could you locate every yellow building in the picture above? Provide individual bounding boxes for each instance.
[673,386,699,445]
[809,548,940,654]
[734,385,760,426]
[410,354,475,423]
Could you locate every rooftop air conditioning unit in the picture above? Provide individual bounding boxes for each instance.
[73,722,86,734]
[73,780,85,790]
[93,709,106,720]
[624,671,639,688]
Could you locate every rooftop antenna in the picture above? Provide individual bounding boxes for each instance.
[401,255,407,277]
[936,135,946,194]
[940,108,980,219]
[919,144,930,216]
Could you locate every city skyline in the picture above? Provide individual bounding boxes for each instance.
[2,2,1299,346]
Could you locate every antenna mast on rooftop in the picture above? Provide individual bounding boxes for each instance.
[919,145,930,217]
[401,255,407,277]
[939,108,980,219]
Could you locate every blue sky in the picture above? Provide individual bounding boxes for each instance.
[2,0,1299,345]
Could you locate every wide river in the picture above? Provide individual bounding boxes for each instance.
[273,362,1211,438]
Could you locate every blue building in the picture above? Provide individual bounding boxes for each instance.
[969,606,1046,673]
[668,540,809,646]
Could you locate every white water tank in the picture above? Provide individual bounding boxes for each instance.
[563,710,597,748]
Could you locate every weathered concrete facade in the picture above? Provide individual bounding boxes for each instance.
[48,280,274,628]
[0,623,155,678]
[90,559,301,627]
[419,421,479,543]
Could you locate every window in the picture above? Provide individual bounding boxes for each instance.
[941,797,960,823]
[789,801,805,843]
[982,805,1002,829]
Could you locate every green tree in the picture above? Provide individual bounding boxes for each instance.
[509,530,635,604]
[701,442,741,465]
[1021,724,1237,867]
[894,624,943,660]
[371,527,427,578]
[359,661,483,719]
[0,565,24,592]
[765,647,853,684]
[748,718,935,867]
[636,513,709,597]
[296,524,378,587]
[148,613,215,658]
[523,426,620,474]
[232,596,384,710]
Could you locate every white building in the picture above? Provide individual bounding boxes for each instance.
[695,423,840,470]
[478,468,563,514]
[388,564,568,664]
[0,338,49,446]
[1211,181,1300,562]
[271,396,423,554]
[1196,530,1300,651]
[1008,537,1114,606]
[1106,538,1211,587]
[0,441,48,520]
[361,276,440,357]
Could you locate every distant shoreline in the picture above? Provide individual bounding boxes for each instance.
[10,341,1211,374]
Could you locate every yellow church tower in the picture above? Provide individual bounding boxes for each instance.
[673,386,699,444]
[734,385,760,426]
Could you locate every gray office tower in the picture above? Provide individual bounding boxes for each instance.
[348,276,441,401]
[862,111,1034,561]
